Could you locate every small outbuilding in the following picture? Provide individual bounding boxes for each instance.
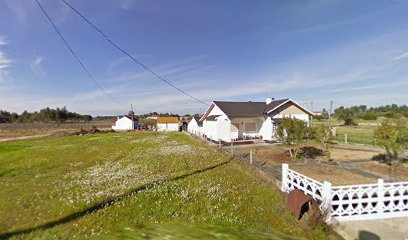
[187,117,203,136]
[157,117,179,131]
[112,116,134,131]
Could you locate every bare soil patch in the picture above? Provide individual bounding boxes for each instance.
[328,147,379,162]
[235,146,297,165]
[357,162,408,181]
[291,165,375,185]
[0,121,112,139]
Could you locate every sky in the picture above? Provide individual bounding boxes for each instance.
[1,0,408,116]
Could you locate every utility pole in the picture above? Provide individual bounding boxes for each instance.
[310,101,314,123]
[328,100,333,128]
[131,104,134,122]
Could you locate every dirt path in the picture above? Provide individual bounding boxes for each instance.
[0,134,49,143]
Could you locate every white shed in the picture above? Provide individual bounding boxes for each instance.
[187,117,203,136]
[157,117,179,131]
[112,116,134,131]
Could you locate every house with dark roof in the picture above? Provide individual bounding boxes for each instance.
[198,98,314,142]
[187,116,204,135]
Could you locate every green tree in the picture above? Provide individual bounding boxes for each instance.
[276,118,308,158]
[375,119,408,164]
[335,108,356,126]
[314,124,331,150]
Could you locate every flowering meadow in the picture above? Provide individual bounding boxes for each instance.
[0,132,340,239]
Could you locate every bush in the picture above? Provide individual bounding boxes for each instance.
[371,153,389,162]
[299,146,325,158]
[360,112,377,120]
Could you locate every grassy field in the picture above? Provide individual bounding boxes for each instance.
[0,122,112,139]
[0,132,339,239]
[334,125,376,146]
[313,119,378,146]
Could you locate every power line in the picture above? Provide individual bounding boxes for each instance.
[35,0,122,105]
[61,0,209,106]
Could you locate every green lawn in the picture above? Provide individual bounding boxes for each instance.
[334,125,376,145]
[0,132,339,239]
[313,119,377,145]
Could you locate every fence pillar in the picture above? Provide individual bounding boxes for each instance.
[281,164,289,192]
[250,149,253,165]
[322,181,332,221]
[377,178,384,215]
[345,133,348,144]
[218,139,221,148]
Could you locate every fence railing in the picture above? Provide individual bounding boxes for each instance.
[282,164,408,222]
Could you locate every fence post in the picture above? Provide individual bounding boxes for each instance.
[377,178,384,215]
[322,181,332,221]
[250,149,253,165]
[281,164,289,192]
[231,141,234,156]
[345,133,348,144]
[218,139,221,148]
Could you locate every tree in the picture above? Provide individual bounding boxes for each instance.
[276,118,308,158]
[375,119,408,165]
[335,108,356,126]
[314,124,331,150]
[139,118,157,129]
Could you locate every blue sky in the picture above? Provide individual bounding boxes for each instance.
[1,0,408,116]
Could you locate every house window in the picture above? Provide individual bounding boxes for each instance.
[231,123,239,132]
[244,123,256,132]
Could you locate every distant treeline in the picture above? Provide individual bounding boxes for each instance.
[0,107,92,123]
[334,104,408,120]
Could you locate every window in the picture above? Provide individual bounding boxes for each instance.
[244,123,256,132]
[231,123,239,132]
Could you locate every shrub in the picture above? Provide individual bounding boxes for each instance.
[360,112,377,120]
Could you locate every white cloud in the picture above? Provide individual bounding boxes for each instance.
[0,36,7,45]
[30,56,46,77]
[0,37,11,84]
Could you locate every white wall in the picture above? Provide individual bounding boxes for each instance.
[157,123,179,131]
[216,115,231,142]
[229,117,264,138]
[259,117,274,141]
[272,113,310,125]
[112,117,133,131]
[203,119,218,141]
[208,105,224,116]
[188,119,203,136]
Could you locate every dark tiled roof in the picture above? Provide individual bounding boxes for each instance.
[264,98,289,113]
[205,115,221,121]
[193,117,203,127]
[213,101,267,117]
[209,99,311,118]
[213,99,289,117]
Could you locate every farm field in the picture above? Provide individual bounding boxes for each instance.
[234,145,296,166]
[357,162,408,181]
[0,132,339,239]
[291,165,375,185]
[0,121,112,139]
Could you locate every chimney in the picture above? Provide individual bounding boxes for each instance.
[266,97,275,105]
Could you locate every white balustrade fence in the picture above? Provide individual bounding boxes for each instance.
[281,164,408,222]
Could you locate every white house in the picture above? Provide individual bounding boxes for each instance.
[199,98,314,143]
[187,117,203,135]
[112,116,134,131]
[157,117,179,131]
